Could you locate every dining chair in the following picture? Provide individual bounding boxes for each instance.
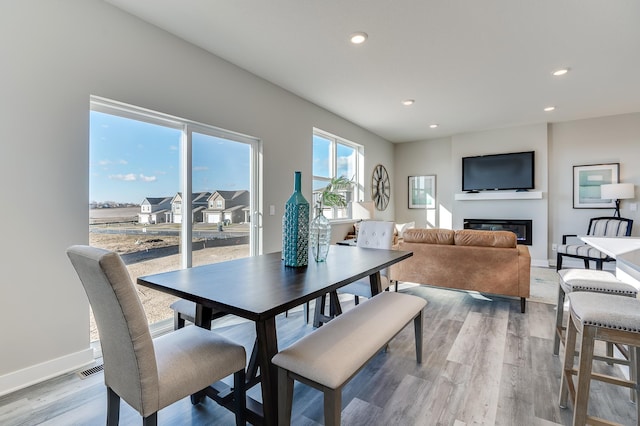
[556,216,633,270]
[66,245,247,426]
[313,221,396,327]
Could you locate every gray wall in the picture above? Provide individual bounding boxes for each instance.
[0,0,394,395]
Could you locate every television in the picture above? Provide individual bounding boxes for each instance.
[462,151,535,192]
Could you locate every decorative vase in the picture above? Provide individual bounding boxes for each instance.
[310,203,331,262]
[282,171,309,267]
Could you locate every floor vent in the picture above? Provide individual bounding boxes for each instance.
[78,364,104,379]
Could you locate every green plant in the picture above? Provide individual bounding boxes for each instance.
[318,176,353,208]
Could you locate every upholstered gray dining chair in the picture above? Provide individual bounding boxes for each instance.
[556,217,633,270]
[66,245,246,426]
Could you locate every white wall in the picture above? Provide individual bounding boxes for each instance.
[0,0,393,395]
[394,124,549,265]
[548,113,640,249]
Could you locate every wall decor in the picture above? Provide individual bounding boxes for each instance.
[372,164,390,211]
[408,175,436,209]
[573,163,619,209]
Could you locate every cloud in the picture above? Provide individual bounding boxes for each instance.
[169,145,178,151]
[193,166,209,171]
[139,174,157,182]
[109,173,137,181]
[98,160,112,166]
[118,159,128,165]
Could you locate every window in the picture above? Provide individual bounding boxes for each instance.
[89,96,261,342]
[312,129,363,219]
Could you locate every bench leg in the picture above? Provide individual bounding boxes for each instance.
[324,387,342,426]
[414,310,423,364]
[278,367,293,426]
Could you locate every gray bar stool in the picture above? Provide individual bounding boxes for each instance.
[554,269,638,356]
[559,292,640,426]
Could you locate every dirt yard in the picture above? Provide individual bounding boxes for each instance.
[89,232,249,341]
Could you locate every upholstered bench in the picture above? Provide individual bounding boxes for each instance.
[553,269,638,356]
[272,291,427,426]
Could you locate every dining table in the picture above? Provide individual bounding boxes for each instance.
[137,244,412,425]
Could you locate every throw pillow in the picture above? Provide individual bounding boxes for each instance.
[395,221,415,239]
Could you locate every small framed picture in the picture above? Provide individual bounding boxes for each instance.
[573,163,619,208]
[408,175,436,209]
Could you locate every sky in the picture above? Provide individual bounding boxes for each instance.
[90,111,250,204]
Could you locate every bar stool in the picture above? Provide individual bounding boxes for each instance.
[559,292,640,426]
[553,269,638,356]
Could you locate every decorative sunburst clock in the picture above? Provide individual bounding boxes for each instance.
[371,164,390,211]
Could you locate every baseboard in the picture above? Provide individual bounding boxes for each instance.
[531,259,550,268]
[0,348,94,397]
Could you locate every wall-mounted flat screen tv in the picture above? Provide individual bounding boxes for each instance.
[462,151,535,192]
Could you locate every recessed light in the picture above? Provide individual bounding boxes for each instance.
[349,32,368,45]
[552,68,570,76]
[429,124,439,128]
[544,106,555,112]
[402,99,415,106]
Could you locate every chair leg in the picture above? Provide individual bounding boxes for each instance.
[278,367,294,426]
[107,387,120,426]
[313,295,327,327]
[583,258,590,269]
[142,413,157,426]
[556,253,563,271]
[633,347,640,413]
[596,259,603,270]
[553,286,565,356]
[173,311,185,330]
[233,368,246,426]
[354,295,360,305]
[304,301,310,324]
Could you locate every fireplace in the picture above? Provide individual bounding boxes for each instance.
[463,219,532,245]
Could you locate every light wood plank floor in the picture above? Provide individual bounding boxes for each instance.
[1,284,636,425]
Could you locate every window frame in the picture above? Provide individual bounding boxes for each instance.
[90,95,263,263]
[312,128,364,221]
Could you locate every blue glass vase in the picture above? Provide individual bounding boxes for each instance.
[282,171,309,267]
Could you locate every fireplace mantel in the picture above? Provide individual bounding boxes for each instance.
[455,191,543,201]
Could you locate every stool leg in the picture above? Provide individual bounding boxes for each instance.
[574,325,596,426]
[553,285,566,356]
[559,310,578,409]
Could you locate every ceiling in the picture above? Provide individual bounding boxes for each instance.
[104,0,640,143]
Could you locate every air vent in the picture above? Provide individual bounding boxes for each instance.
[77,364,103,379]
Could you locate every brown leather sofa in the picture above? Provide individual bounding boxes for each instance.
[391,228,531,312]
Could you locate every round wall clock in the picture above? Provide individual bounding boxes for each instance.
[371,164,390,211]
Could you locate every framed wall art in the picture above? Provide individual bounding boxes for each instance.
[573,163,619,208]
[408,175,436,209]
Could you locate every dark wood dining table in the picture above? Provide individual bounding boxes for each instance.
[137,245,412,425]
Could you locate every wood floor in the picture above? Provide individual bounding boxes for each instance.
[1,284,637,425]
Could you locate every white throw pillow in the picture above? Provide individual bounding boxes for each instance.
[395,221,415,239]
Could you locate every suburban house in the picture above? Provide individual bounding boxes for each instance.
[203,190,251,224]
[137,196,172,224]
[3,0,640,424]
[166,191,211,224]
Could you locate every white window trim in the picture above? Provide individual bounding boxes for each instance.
[90,95,263,261]
[312,128,364,220]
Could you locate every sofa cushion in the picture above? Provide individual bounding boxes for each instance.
[454,229,516,248]
[403,228,455,245]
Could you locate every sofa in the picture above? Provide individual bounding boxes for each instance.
[390,228,531,312]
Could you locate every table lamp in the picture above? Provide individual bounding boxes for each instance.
[600,183,635,217]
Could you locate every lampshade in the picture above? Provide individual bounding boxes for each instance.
[352,201,375,220]
[600,183,635,200]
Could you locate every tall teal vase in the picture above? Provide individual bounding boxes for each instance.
[282,171,309,267]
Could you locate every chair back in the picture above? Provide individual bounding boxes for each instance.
[587,217,633,237]
[66,245,159,414]
[356,220,395,249]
